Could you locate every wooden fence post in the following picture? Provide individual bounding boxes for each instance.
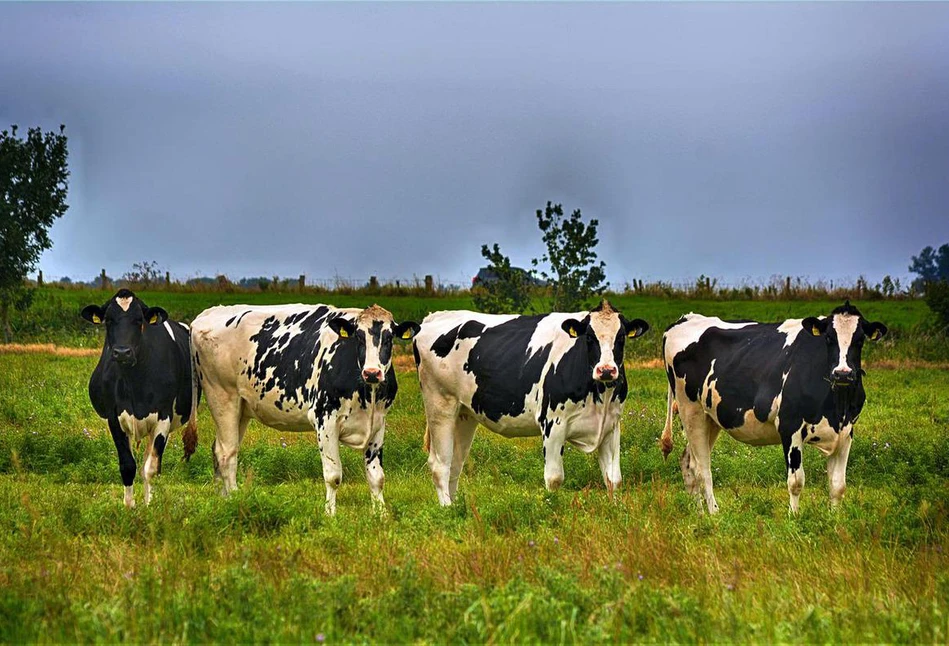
[369,276,379,290]
[165,271,171,287]
[425,275,434,293]
[101,269,109,291]
[298,275,306,291]
[37,270,43,287]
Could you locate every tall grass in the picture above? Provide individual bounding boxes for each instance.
[1,354,948,641]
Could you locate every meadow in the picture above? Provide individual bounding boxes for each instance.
[1,292,948,642]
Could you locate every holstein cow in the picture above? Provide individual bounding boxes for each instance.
[414,300,649,504]
[82,289,199,508]
[660,301,887,513]
[190,304,419,515]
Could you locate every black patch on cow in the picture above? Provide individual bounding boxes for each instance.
[431,320,486,358]
[459,316,554,422]
[788,447,802,472]
[153,434,167,457]
[705,388,713,409]
[413,341,421,367]
[225,310,252,328]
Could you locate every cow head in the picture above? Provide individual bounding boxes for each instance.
[81,289,168,368]
[561,299,649,384]
[328,304,420,385]
[802,301,887,387]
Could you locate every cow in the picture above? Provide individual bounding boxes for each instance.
[81,289,199,508]
[189,303,420,515]
[413,299,649,505]
[660,301,888,514]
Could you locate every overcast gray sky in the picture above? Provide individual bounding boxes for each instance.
[2,2,947,287]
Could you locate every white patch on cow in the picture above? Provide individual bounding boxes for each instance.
[589,306,622,376]
[117,410,161,444]
[356,304,395,376]
[832,314,860,374]
[663,314,755,363]
[163,321,176,341]
[177,321,189,330]
[116,296,133,312]
[777,318,812,348]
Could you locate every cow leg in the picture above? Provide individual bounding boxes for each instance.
[449,412,478,500]
[108,417,137,508]
[364,422,387,514]
[782,429,806,513]
[680,445,697,494]
[827,428,853,508]
[542,417,567,492]
[681,407,718,513]
[142,419,171,505]
[208,396,246,495]
[423,395,459,506]
[596,420,622,496]
[317,416,343,516]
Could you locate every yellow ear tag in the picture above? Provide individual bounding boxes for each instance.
[149,314,159,325]
[811,326,821,336]
[401,329,413,340]
[92,314,102,324]
[870,329,880,340]
[338,328,349,338]
[628,329,639,339]
[568,327,578,338]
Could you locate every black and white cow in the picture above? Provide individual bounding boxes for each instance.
[414,300,649,504]
[190,303,420,515]
[660,301,887,513]
[82,289,199,508]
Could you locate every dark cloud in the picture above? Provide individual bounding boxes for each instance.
[2,2,947,286]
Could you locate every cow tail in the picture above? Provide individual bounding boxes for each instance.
[182,338,200,461]
[660,384,675,459]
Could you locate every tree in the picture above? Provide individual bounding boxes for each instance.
[471,243,533,314]
[909,244,949,284]
[122,260,163,289]
[0,125,69,341]
[910,243,949,331]
[531,201,607,312]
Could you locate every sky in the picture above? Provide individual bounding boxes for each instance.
[2,2,948,289]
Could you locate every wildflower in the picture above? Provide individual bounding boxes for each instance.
[528,540,536,548]
[638,574,644,581]
[316,633,325,642]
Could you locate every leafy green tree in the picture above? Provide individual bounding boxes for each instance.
[531,201,607,312]
[471,243,533,314]
[0,125,69,341]
[910,243,949,331]
[909,244,949,283]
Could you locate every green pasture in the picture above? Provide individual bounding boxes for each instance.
[1,352,947,642]
[9,288,946,362]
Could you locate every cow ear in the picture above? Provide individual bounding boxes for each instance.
[561,318,587,338]
[863,321,888,341]
[394,321,421,341]
[623,317,650,339]
[144,307,168,325]
[328,317,356,339]
[81,305,105,325]
[802,317,827,337]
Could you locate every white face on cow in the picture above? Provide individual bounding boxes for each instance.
[328,305,420,385]
[801,301,888,387]
[561,300,649,383]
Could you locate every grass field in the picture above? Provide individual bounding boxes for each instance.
[1,346,948,642]
[10,288,948,363]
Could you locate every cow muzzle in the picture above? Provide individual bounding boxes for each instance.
[112,346,136,366]
[594,364,618,383]
[831,368,856,387]
[362,367,384,384]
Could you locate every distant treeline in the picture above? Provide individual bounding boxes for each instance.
[31,270,916,302]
